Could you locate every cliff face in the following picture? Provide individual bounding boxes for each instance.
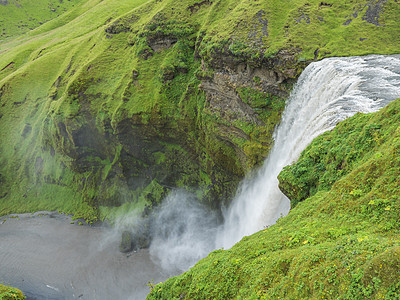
[0,0,399,221]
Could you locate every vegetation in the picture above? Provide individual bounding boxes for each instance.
[0,284,25,300]
[1,0,398,222]
[278,103,400,208]
[1,0,399,298]
[0,0,85,39]
[148,98,400,299]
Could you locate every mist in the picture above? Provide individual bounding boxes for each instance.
[115,190,220,272]
[149,191,219,271]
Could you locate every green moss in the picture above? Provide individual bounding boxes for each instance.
[0,0,85,39]
[0,284,25,300]
[278,99,400,208]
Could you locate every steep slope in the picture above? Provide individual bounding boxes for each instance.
[0,0,399,223]
[0,0,85,39]
[148,98,400,299]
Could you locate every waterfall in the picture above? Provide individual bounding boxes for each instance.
[217,54,400,248]
[144,54,400,271]
[4,55,399,300]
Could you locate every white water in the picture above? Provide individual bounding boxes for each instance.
[150,54,400,268]
[217,54,400,248]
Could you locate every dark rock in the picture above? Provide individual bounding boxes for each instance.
[343,19,352,26]
[295,12,311,24]
[162,69,175,81]
[105,21,129,34]
[0,61,14,72]
[344,0,386,27]
[149,38,177,52]
[248,10,269,42]
[314,48,320,60]
[362,0,386,26]
[21,124,32,137]
[256,10,269,37]
[119,231,133,253]
[188,0,212,14]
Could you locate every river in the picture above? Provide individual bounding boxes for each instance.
[0,212,176,300]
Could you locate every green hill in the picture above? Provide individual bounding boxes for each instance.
[1,0,398,222]
[0,0,85,39]
[1,0,400,298]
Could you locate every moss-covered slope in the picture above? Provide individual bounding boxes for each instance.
[0,284,25,300]
[0,0,399,222]
[278,99,400,208]
[0,0,85,39]
[148,99,400,299]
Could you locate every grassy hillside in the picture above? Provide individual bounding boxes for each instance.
[148,98,400,299]
[0,0,85,39]
[0,0,399,223]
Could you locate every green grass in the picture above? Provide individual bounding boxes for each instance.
[279,98,400,208]
[0,284,25,300]
[147,98,400,299]
[0,0,85,39]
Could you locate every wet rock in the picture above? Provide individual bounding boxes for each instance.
[119,226,151,253]
[119,231,133,253]
[133,232,150,250]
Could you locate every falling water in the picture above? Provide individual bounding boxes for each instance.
[148,54,400,269]
[217,54,400,248]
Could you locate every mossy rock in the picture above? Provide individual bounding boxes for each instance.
[119,231,133,253]
[0,284,25,300]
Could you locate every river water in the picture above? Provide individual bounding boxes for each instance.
[0,212,175,300]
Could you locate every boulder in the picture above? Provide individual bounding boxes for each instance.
[119,231,133,253]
